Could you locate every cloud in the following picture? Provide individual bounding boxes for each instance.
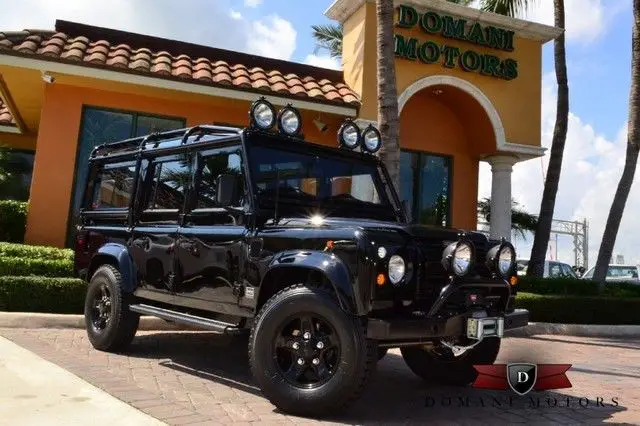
[304,54,341,70]
[479,73,634,267]
[246,15,297,60]
[229,9,242,20]
[244,0,263,7]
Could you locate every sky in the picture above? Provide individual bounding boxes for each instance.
[0,0,636,267]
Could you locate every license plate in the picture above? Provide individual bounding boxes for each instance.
[467,317,504,339]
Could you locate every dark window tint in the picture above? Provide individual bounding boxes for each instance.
[91,162,136,209]
[196,148,244,209]
[0,148,34,201]
[147,158,190,210]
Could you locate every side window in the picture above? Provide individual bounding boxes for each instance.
[195,148,245,209]
[91,162,137,209]
[549,263,562,277]
[146,158,190,211]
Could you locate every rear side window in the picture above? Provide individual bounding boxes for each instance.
[146,158,190,210]
[91,162,136,210]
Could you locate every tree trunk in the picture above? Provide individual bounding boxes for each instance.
[376,0,401,191]
[526,0,569,277]
[593,0,640,287]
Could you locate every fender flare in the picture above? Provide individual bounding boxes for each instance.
[259,251,364,315]
[89,243,137,293]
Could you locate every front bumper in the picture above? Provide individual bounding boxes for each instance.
[367,309,529,341]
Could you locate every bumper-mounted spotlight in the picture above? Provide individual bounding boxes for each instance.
[486,240,516,278]
[361,125,382,153]
[442,239,475,277]
[249,97,276,130]
[277,104,302,136]
[337,119,361,150]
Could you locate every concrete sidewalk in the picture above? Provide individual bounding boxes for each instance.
[0,336,165,426]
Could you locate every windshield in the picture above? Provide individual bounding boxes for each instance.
[247,141,397,221]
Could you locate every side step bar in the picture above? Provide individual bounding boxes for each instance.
[129,304,245,335]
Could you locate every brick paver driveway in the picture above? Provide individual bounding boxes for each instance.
[1,328,638,425]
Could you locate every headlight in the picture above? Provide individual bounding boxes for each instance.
[338,120,361,149]
[249,98,276,130]
[487,242,516,278]
[388,255,405,284]
[361,125,382,153]
[277,104,302,136]
[442,241,474,277]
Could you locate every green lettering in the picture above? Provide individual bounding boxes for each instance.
[397,4,418,28]
[503,30,515,51]
[442,16,467,40]
[502,59,518,80]
[394,34,418,60]
[485,26,506,50]
[441,45,461,68]
[460,50,481,72]
[417,40,440,63]
[481,54,502,77]
[420,11,442,34]
[467,23,487,46]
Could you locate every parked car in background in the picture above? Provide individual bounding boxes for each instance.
[581,265,640,283]
[516,260,578,278]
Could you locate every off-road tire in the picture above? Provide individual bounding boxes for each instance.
[84,265,140,352]
[401,337,501,386]
[248,284,376,417]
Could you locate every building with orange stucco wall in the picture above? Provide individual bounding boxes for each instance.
[0,1,561,248]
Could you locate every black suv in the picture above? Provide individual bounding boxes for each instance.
[75,98,528,417]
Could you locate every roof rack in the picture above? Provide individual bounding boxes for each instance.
[90,124,243,158]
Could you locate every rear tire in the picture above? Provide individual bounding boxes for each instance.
[401,337,500,386]
[84,265,140,352]
[249,284,375,417]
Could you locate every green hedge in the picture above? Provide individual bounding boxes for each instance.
[0,242,74,261]
[517,276,640,298]
[0,256,74,278]
[0,200,27,243]
[515,292,640,325]
[0,276,85,313]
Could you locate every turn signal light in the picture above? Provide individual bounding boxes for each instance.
[376,273,386,286]
[509,276,518,286]
[324,240,335,251]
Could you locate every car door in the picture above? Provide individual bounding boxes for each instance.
[174,145,248,309]
[129,153,191,298]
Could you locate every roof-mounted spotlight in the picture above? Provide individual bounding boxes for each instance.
[277,104,302,136]
[337,119,361,150]
[361,125,382,154]
[249,97,276,130]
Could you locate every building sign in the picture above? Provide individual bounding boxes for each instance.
[394,5,518,81]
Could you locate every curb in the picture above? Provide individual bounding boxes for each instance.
[1,312,638,337]
[0,312,197,331]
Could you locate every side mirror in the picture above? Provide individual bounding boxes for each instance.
[215,173,238,206]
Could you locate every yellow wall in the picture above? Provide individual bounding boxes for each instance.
[25,83,345,247]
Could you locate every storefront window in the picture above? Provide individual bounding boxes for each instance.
[67,107,184,244]
[400,150,451,226]
[0,148,35,201]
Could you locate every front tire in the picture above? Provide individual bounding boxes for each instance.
[84,265,140,352]
[248,284,375,417]
[401,337,501,386]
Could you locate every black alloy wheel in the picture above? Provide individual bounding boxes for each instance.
[89,282,112,332]
[274,313,341,388]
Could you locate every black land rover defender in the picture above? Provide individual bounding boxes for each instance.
[74,98,528,416]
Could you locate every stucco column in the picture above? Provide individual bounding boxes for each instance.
[486,155,518,241]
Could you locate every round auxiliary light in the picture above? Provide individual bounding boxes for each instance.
[250,98,276,130]
[338,120,361,149]
[362,125,382,153]
[388,255,406,285]
[377,246,387,259]
[277,104,302,136]
[442,241,474,277]
[486,241,516,278]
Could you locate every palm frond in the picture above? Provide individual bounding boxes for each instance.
[478,197,538,239]
[481,0,534,17]
[311,24,343,59]
[447,0,475,6]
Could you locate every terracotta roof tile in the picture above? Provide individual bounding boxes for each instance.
[0,98,15,126]
[0,28,360,107]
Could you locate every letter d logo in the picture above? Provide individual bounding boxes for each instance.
[507,363,537,396]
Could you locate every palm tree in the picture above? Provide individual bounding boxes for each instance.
[311,24,343,59]
[592,0,640,286]
[477,197,538,239]
[526,0,568,277]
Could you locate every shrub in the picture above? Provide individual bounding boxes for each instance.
[0,242,74,261]
[0,256,74,278]
[515,292,640,325]
[517,276,640,298]
[0,200,27,243]
[0,276,85,314]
